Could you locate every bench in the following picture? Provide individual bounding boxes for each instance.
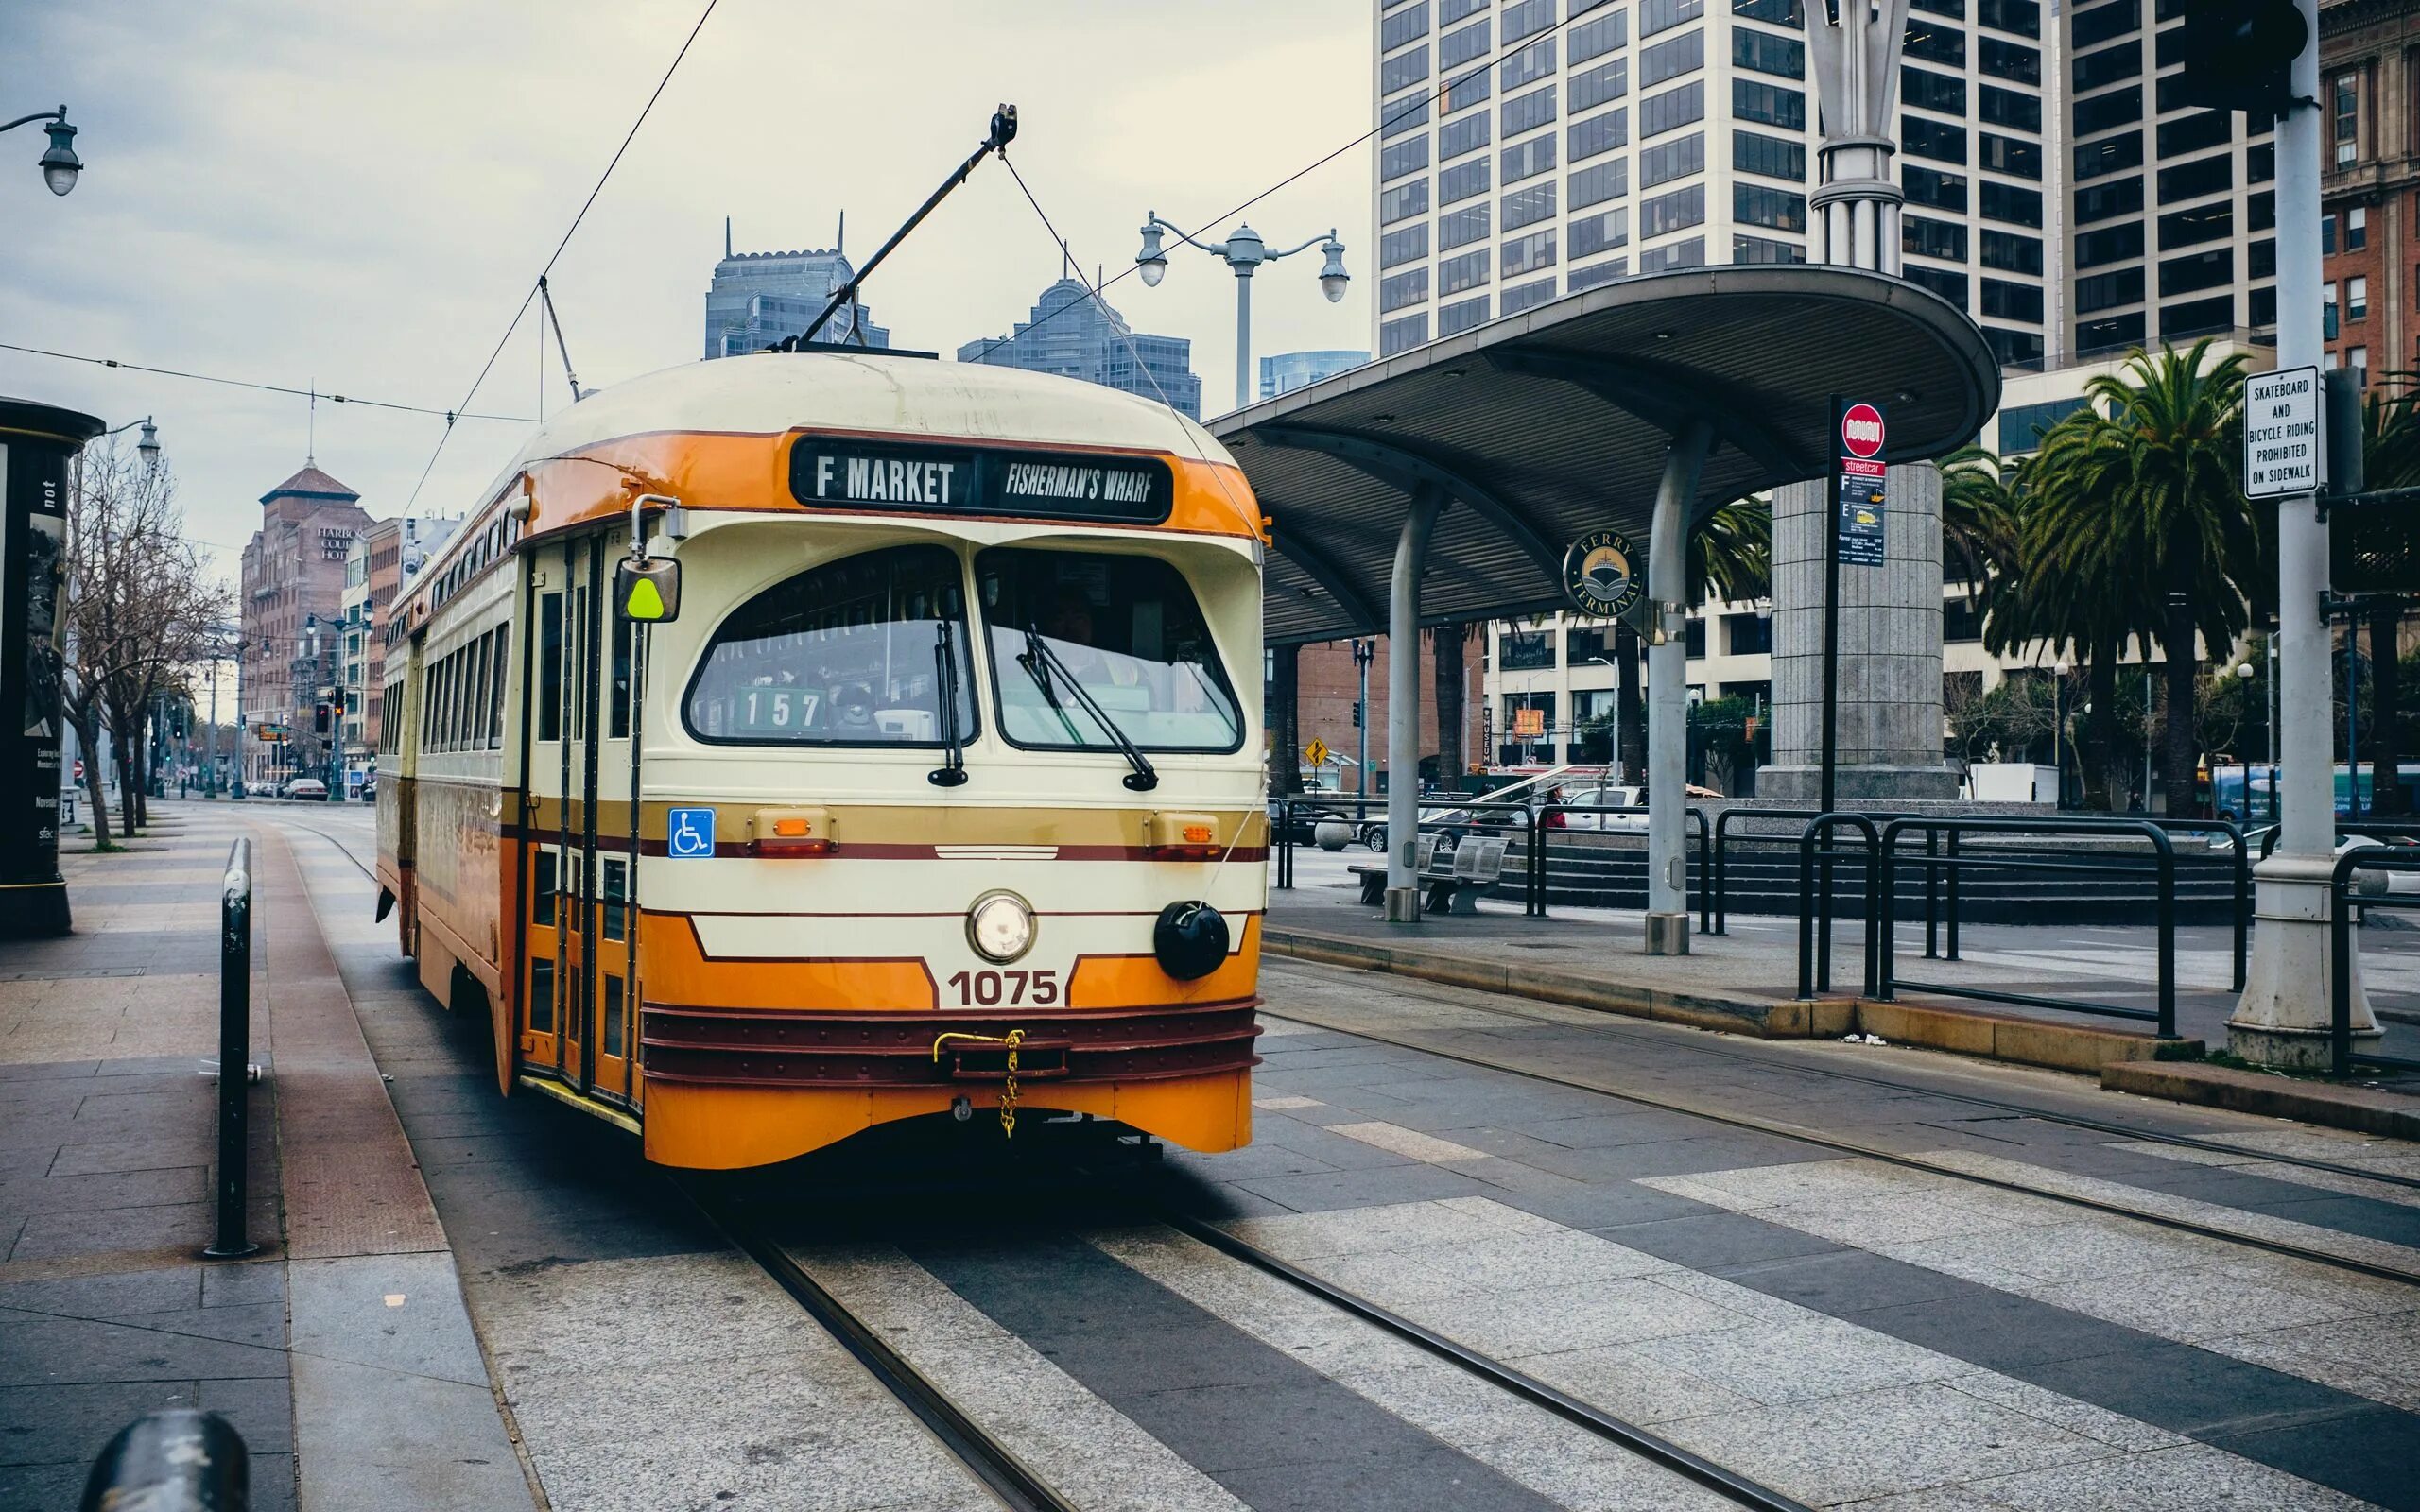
[1348,835,1509,914]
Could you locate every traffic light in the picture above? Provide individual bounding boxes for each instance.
[330,689,346,717]
[2174,0,2308,114]
[314,702,330,735]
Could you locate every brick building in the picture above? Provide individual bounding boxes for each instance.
[238,466,371,789]
[2321,0,2420,381]
[1275,634,1484,793]
[337,515,457,784]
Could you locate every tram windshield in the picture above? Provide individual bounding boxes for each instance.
[976,547,1244,752]
[684,543,977,746]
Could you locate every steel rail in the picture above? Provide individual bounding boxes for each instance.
[684,1180,1083,1512]
[1255,1001,2420,1288]
[1146,1201,1816,1512]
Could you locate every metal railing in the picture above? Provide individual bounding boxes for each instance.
[80,1409,248,1510]
[1717,807,1914,936]
[205,838,258,1261]
[2258,819,2420,862]
[1877,817,2178,1038]
[1530,803,1713,934]
[2327,848,2420,1078]
[1796,813,1882,1000]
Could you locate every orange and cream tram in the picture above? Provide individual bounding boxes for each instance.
[375,353,1268,1167]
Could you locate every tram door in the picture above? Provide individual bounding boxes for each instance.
[518,529,640,1105]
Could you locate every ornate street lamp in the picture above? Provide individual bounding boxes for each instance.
[1134,211,1348,412]
[2,106,83,196]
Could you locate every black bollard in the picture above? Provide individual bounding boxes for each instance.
[205,839,257,1260]
[80,1409,250,1511]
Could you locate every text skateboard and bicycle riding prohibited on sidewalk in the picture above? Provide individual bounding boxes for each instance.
[2243,365,2323,500]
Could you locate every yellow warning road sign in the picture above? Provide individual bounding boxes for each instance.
[1305,738,1330,766]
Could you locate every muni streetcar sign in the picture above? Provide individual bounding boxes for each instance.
[2243,365,2323,500]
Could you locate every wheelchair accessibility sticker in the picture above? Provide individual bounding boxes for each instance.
[667,807,716,858]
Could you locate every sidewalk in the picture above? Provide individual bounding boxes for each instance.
[0,804,528,1511]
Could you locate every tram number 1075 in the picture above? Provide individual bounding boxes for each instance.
[947,969,1062,1006]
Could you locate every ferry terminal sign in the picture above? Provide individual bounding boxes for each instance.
[1562,529,1643,618]
[2243,366,2322,500]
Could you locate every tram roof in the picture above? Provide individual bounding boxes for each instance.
[1212,265,2001,646]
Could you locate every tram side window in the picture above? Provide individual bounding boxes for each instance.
[539,593,563,743]
[610,612,632,739]
[470,634,492,750]
[683,543,978,747]
[489,626,510,749]
[975,548,1246,753]
[602,857,626,941]
[533,849,557,926]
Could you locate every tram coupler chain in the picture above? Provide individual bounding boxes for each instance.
[932,1029,1027,1137]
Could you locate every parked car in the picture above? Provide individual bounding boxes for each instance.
[1268,799,1356,845]
[1545,783,1648,831]
[283,777,327,800]
[2340,834,2420,897]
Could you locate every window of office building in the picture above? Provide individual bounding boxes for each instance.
[1905,20,1965,66]
[1571,207,1630,257]
[1979,84,2041,132]
[2076,221,2145,266]
[1904,215,1968,261]
[1979,0,2041,35]
[2348,275,2369,320]
[1380,267,1431,313]
[1905,164,1968,212]
[2158,248,2232,298]
[2080,312,2148,352]
[2157,201,2230,250]
[2249,284,2276,326]
[1731,79,1803,129]
[1440,249,1492,295]
[1571,5,1628,61]
[1733,232,1805,264]
[1572,58,1629,112]
[1912,0,1964,18]
[1446,64,1492,112]
[1503,84,1557,138]
[1503,37,1557,89]
[1641,0,1703,36]
[1382,44,1430,95]
[1502,275,1559,314]
[1441,203,1492,249]
[2075,131,2144,180]
[1382,0,1431,50]
[1568,255,1631,291]
[1442,112,1492,160]
[1734,27,1803,79]
[1504,0,1558,43]
[1732,0,1802,24]
[2072,87,2139,137]
[2323,213,2337,253]
[2247,189,2273,231]
[1442,157,1490,205]
[1503,228,1558,277]
[1641,183,1706,237]
[1505,181,1556,230]
[1640,236,1707,272]
[1439,293,1493,335]
[1733,129,1805,181]
[2249,142,2274,183]
[1981,229,2043,274]
[1979,180,2043,227]
[1644,80,1707,135]
[1642,29,1705,87]
[2076,175,2144,223]
[2070,0,2138,48]
[1382,94,1430,138]
[1441,16,1491,68]
[1571,158,1628,207]
[1504,132,1557,181]
[2076,266,2145,313]
[2248,238,2275,279]
[1980,278,2043,322]
[1381,180,1430,224]
[2346,205,2368,249]
[2162,294,2233,339]
[2158,153,2230,203]
[1979,38,2039,85]
[1641,130,1705,187]
[2335,72,2360,166]
[2156,111,2229,160]
[1902,263,1968,307]
[1380,312,1430,356]
[1380,224,1430,267]
[1569,107,1629,159]
[1984,327,2046,366]
[1735,182,1806,232]
[1381,135,1430,181]
[1979,133,2040,180]
[1904,115,1967,164]
[2072,42,2141,94]
[1443,0,1487,26]
[1903,67,1966,116]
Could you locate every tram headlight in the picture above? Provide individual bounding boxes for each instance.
[968,890,1036,963]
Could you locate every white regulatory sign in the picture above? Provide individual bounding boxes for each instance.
[2242,366,2324,500]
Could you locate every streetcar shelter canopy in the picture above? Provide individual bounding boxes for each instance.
[1210,264,2000,932]
[1213,264,2001,646]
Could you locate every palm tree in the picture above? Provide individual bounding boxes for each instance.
[2344,378,2420,812]
[1938,444,2023,604]
[2024,339,2257,815]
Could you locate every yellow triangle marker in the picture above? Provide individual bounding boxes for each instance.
[626,577,665,620]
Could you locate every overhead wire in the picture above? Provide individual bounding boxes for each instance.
[404,0,724,507]
[966,4,1596,370]
[0,341,534,421]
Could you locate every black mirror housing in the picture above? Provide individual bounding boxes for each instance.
[615,558,681,623]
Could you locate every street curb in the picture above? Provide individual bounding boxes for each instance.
[2100,1061,2420,1140]
[1263,925,2187,1076]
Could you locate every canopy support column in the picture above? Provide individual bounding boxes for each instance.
[1385,485,1446,922]
[1646,421,1713,954]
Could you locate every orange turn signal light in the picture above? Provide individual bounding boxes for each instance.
[1146,811,1222,861]
[749,807,837,857]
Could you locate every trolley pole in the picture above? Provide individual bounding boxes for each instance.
[2231,0,2381,1065]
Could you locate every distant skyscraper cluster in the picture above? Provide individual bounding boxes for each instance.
[958,278,1204,421]
[703,219,888,357]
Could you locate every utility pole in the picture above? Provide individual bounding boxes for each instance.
[1352,638,1374,800]
[2223,0,2382,1064]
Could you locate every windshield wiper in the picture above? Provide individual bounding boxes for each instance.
[1019,625,1158,792]
[929,623,968,787]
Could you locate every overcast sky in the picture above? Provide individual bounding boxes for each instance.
[0,1,1373,586]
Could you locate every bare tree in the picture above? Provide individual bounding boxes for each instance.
[61,441,216,849]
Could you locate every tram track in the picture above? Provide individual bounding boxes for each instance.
[1257,987,2420,1290]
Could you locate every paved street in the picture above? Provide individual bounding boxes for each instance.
[9,799,2412,1509]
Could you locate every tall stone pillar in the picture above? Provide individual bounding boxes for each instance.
[1758,0,1957,802]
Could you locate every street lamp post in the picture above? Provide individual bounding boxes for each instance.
[2052,661,2068,809]
[1351,638,1374,800]
[1,105,82,196]
[1134,213,1349,412]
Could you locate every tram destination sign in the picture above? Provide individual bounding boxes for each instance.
[2242,366,2323,500]
[789,438,1174,524]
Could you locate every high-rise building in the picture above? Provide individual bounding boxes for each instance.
[2319,0,2420,384]
[2060,0,2278,362]
[703,220,888,357]
[1372,1,2060,368]
[1261,349,1372,399]
[238,465,372,789]
[958,278,1203,420]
